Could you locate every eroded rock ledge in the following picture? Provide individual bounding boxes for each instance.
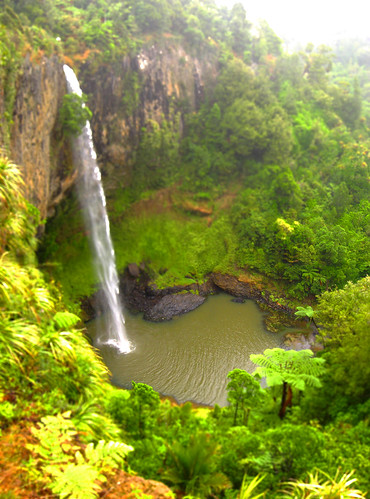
[119,263,295,323]
[80,263,317,349]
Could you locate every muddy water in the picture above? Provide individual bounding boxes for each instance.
[88,293,283,406]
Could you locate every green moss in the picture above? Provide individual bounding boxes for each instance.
[110,212,237,285]
[40,193,238,301]
[38,196,97,301]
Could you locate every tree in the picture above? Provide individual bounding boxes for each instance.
[226,368,264,426]
[130,382,160,436]
[229,3,251,58]
[316,277,370,401]
[250,348,326,418]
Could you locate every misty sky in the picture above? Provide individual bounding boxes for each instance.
[217,0,370,45]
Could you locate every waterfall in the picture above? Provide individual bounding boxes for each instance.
[63,64,131,354]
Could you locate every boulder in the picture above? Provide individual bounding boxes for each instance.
[144,293,206,321]
[283,331,316,350]
[127,262,140,278]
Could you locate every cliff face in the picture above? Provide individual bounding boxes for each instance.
[5,41,218,216]
[81,42,219,190]
[9,54,74,220]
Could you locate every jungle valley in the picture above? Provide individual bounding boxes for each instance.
[0,0,369,497]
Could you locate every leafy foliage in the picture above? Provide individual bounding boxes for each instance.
[316,277,370,402]
[0,2,369,498]
[285,469,367,498]
[163,432,230,497]
[26,412,132,499]
[250,348,326,418]
[59,93,92,137]
[250,348,326,391]
[226,369,264,426]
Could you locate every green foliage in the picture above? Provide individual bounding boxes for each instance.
[37,194,96,300]
[0,394,15,424]
[219,427,263,488]
[26,412,132,499]
[134,117,180,191]
[284,469,367,498]
[251,348,326,391]
[0,152,40,262]
[316,277,370,402]
[53,311,81,330]
[226,369,264,426]
[0,26,21,143]
[238,474,265,499]
[251,348,326,418]
[1,4,370,498]
[164,432,230,497]
[59,94,92,137]
[295,306,315,320]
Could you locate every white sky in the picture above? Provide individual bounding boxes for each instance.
[217,0,370,45]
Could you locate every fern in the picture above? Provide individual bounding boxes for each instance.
[47,463,104,499]
[84,439,133,470]
[26,412,132,498]
[250,348,326,418]
[53,311,81,330]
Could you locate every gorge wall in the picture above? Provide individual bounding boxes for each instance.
[2,41,219,218]
[6,54,71,220]
[80,41,218,192]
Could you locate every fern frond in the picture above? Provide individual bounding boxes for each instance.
[53,311,81,330]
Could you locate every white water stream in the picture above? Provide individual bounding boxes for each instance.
[63,65,131,353]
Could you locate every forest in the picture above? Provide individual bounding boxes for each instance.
[0,0,369,497]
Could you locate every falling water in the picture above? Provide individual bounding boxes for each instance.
[63,64,131,354]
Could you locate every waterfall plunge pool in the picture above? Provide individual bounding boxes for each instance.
[88,293,284,407]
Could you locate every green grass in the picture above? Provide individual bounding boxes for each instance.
[40,195,239,300]
[111,212,238,288]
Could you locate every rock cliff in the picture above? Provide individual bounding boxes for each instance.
[4,41,219,217]
[9,54,73,220]
[80,42,219,190]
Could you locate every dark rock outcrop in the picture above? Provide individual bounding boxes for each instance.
[210,272,295,315]
[119,263,217,321]
[117,265,295,323]
[144,293,206,321]
[83,264,317,349]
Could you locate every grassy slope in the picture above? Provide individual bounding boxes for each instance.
[39,185,243,300]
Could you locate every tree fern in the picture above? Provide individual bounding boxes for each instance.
[251,348,326,381]
[250,348,326,418]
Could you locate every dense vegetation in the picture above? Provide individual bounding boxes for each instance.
[9,0,366,301]
[0,0,369,497]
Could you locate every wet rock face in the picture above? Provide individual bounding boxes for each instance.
[119,263,218,322]
[144,293,206,321]
[10,54,72,220]
[80,42,219,190]
[5,42,219,218]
